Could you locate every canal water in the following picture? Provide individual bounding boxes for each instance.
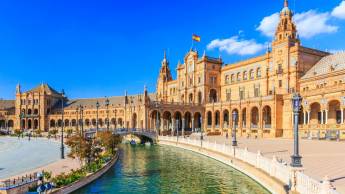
[73,144,270,194]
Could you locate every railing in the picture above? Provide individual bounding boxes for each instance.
[159,136,339,194]
[0,172,39,190]
[149,101,203,107]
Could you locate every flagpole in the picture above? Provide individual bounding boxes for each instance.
[191,34,194,51]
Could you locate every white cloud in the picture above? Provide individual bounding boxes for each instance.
[294,11,338,38]
[256,13,279,37]
[332,1,345,19]
[329,49,345,54]
[207,36,265,56]
[257,10,338,39]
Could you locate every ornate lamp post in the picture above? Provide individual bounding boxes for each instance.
[114,109,117,130]
[291,93,303,167]
[176,118,179,142]
[200,117,203,147]
[105,98,110,131]
[96,101,100,133]
[155,102,160,135]
[20,112,24,138]
[60,89,65,159]
[232,111,238,146]
[80,105,84,137]
[76,107,79,133]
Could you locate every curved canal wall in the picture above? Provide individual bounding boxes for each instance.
[158,136,339,194]
[52,152,119,194]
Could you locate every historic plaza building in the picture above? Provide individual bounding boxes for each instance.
[1,0,345,139]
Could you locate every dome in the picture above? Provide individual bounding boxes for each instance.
[282,7,290,13]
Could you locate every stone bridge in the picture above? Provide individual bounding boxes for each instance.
[85,128,158,143]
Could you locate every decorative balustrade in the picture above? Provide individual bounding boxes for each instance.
[0,172,39,190]
[158,136,339,194]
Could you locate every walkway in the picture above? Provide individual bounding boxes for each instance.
[189,134,345,193]
[0,137,77,180]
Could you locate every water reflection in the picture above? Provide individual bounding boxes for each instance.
[73,144,270,194]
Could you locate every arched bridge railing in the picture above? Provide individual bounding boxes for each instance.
[85,128,157,141]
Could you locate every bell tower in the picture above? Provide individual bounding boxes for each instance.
[270,0,301,95]
[273,0,299,46]
[156,50,172,102]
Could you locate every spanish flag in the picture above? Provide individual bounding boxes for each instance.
[192,34,201,42]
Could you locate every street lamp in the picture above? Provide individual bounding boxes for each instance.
[20,112,24,138]
[76,107,79,133]
[114,109,117,130]
[155,102,160,135]
[176,118,179,143]
[60,89,65,159]
[291,93,303,167]
[96,101,100,133]
[80,105,84,137]
[232,111,238,146]
[105,98,110,131]
[200,116,203,148]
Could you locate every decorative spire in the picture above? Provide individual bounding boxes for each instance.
[16,83,21,94]
[203,50,206,58]
[162,49,168,65]
[284,0,288,7]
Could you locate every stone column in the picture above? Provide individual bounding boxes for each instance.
[182,118,185,137]
[303,112,306,125]
[212,112,215,129]
[176,119,180,136]
[172,119,175,136]
[325,110,328,124]
[220,112,223,132]
[341,109,344,124]
[321,110,324,124]
[307,111,311,124]
[191,118,195,132]
[238,111,242,136]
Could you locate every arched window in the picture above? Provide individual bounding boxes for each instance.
[250,69,254,79]
[237,72,241,81]
[189,93,193,103]
[257,68,261,78]
[71,119,76,127]
[198,91,202,104]
[225,75,230,84]
[209,89,217,103]
[207,111,212,127]
[50,120,56,128]
[231,74,235,82]
[243,71,248,80]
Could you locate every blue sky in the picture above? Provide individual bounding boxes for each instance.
[0,0,345,99]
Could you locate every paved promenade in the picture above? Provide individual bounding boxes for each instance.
[189,134,345,193]
[0,136,79,180]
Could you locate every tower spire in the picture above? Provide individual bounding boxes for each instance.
[284,0,288,7]
[162,49,168,66]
